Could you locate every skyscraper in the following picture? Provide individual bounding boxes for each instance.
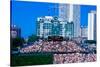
[88,11,96,40]
[59,4,81,37]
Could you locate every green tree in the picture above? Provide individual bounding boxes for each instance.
[11,37,25,49]
[84,40,96,44]
[28,34,39,43]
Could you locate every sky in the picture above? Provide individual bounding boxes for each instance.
[11,0,96,38]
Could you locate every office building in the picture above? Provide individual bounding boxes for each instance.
[10,25,21,38]
[59,4,81,37]
[81,26,88,38]
[36,16,74,38]
[88,11,96,40]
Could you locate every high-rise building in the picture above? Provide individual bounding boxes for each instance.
[81,26,88,38]
[67,22,74,38]
[59,4,81,37]
[10,25,21,38]
[36,16,74,38]
[37,16,53,38]
[88,11,96,40]
[59,4,68,21]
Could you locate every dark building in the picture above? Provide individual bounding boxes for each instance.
[10,25,21,38]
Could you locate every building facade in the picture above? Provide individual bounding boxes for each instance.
[59,4,81,37]
[88,11,96,40]
[36,16,74,38]
[81,26,88,38]
[10,25,21,38]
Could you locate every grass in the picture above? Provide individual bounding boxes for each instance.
[11,53,53,66]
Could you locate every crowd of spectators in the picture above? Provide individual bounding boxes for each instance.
[53,53,96,64]
[19,39,96,63]
[20,40,86,53]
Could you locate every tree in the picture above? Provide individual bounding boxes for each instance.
[28,34,39,43]
[11,37,25,49]
[84,40,96,44]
